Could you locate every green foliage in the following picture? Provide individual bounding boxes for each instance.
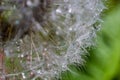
[5,57,23,74]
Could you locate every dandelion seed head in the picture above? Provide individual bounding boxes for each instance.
[0,0,105,79]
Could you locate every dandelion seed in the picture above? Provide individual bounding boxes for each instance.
[0,0,105,79]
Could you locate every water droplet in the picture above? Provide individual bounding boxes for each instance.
[22,73,26,79]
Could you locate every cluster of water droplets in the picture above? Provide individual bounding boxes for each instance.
[0,0,104,80]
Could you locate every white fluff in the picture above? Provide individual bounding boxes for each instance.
[1,0,104,80]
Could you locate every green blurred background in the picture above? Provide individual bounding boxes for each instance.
[61,0,120,80]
